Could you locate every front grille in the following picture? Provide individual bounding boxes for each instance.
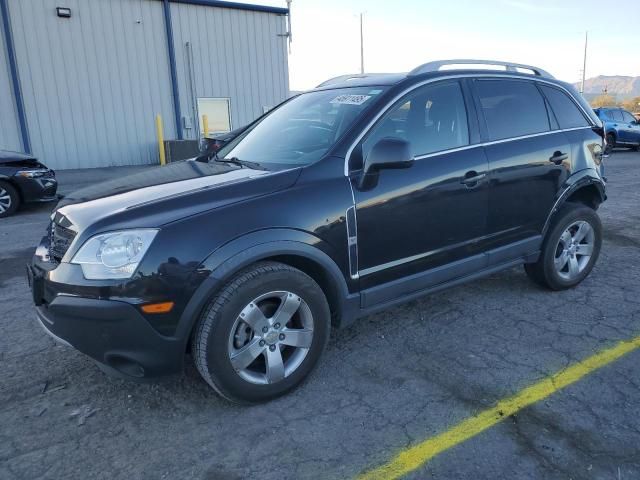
[49,221,76,263]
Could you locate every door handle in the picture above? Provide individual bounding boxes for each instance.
[549,151,568,164]
[461,171,486,187]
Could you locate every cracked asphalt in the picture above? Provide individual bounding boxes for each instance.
[1,152,639,480]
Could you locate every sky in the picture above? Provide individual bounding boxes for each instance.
[242,0,640,91]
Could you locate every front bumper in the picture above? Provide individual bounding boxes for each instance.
[14,174,58,202]
[28,259,185,379]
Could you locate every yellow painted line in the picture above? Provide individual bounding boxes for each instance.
[358,335,640,480]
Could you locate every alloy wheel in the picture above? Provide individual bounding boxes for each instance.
[0,188,12,214]
[227,291,314,385]
[554,220,595,281]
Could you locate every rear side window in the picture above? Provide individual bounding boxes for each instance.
[476,80,550,141]
[539,85,589,129]
[622,111,637,123]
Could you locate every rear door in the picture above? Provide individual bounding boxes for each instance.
[473,79,571,259]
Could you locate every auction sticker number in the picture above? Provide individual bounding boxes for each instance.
[330,94,371,105]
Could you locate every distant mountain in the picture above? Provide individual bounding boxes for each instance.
[574,75,640,101]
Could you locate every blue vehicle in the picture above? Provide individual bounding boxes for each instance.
[594,107,640,151]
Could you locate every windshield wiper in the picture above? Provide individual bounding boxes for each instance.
[214,156,266,170]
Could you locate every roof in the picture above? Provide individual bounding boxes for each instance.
[315,69,568,91]
[168,0,288,15]
[315,73,408,89]
[314,59,559,90]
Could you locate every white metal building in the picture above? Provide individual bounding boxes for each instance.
[0,0,290,169]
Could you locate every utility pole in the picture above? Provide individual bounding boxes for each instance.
[360,12,364,74]
[580,31,588,94]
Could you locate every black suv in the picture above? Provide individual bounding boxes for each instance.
[29,60,606,403]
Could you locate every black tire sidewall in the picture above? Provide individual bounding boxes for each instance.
[541,204,602,290]
[0,181,19,218]
[201,266,330,403]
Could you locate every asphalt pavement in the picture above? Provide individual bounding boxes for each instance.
[1,152,639,479]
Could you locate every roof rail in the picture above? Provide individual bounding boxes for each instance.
[408,59,554,79]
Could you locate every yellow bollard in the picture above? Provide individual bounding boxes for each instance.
[202,114,209,138]
[156,114,166,166]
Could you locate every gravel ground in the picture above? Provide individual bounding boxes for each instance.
[1,152,639,480]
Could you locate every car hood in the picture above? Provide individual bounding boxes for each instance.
[55,160,300,232]
[0,150,39,165]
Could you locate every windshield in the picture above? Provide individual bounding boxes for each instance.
[220,87,387,168]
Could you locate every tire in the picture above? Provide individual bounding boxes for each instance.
[0,181,19,218]
[524,203,602,291]
[606,132,616,150]
[191,261,331,403]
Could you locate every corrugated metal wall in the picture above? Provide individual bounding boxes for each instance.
[7,0,177,169]
[0,16,22,152]
[170,3,289,139]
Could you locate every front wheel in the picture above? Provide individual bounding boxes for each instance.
[606,133,616,150]
[0,181,19,218]
[191,262,330,403]
[524,203,602,290]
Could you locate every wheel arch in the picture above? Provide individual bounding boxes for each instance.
[177,229,359,354]
[0,177,22,206]
[542,173,606,236]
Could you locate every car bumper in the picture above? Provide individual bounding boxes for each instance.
[14,175,58,202]
[27,260,185,379]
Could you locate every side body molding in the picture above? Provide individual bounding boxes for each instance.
[174,229,360,352]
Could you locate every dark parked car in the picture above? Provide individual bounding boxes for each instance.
[593,107,640,150]
[29,60,607,403]
[0,150,57,218]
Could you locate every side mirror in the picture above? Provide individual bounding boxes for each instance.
[363,137,413,173]
[358,137,414,190]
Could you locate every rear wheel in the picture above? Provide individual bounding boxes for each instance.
[524,203,602,290]
[0,181,19,218]
[191,261,330,403]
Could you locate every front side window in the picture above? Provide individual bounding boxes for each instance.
[221,87,387,168]
[540,85,589,129]
[361,81,469,161]
[476,79,550,141]
[622,111,637,123]
[610,110,624,122]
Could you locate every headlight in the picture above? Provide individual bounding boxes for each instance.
[71,229,158,280]
[16,169,49,178]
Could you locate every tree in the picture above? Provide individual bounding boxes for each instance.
[621,96,640,113]
[590,94,619,108]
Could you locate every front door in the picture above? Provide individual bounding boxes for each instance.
[349,80,490,300]
[621,110,640,144]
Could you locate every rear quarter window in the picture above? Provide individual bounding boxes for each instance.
[475,79,550,141]
[539,85,590,129]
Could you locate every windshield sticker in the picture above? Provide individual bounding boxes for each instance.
[330,94,372,105]
[368,89,383,95]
